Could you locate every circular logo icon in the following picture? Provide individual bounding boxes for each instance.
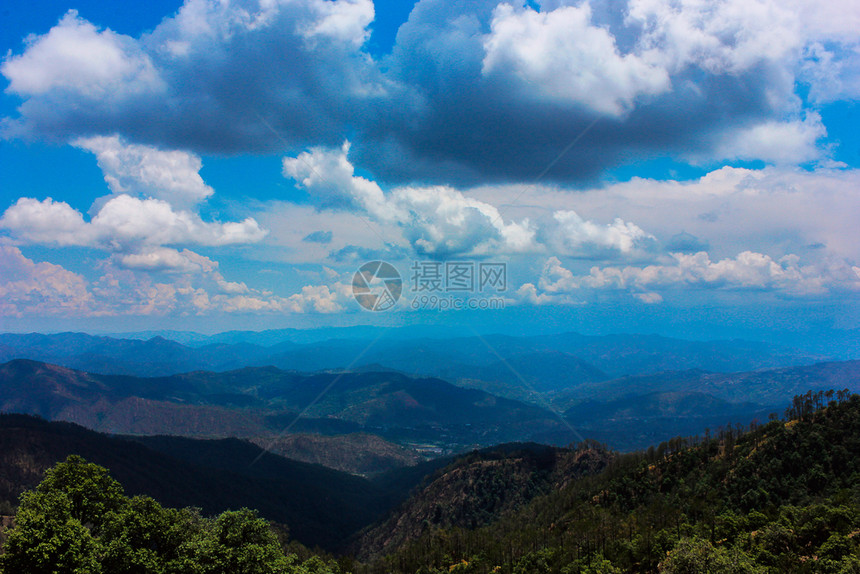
[352,261,402,311]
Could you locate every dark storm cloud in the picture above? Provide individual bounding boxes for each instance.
[2,0,384,153]
[353,0,787,185]
[1,0,825,185]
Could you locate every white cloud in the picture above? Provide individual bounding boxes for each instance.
[0,245,94,317]
[1,134,266,268]
[0,195,267,252]
[0,241,355,318]
[282,141,394,218]
[800,41,860,102]
[114,247,218,273]
[74,135,214,208]
[626,0,860,105]
[634,292,663,304]
[712,112,827,165]
[301,0,374,48]
[1,10,162,98]
[482,3,670,115]
[520,250,860,304]
[467,165,860,265]
[551,210,654,257]
[283,142,540,257]
[789,0,860,41]
[0,197,92,246]
[627,0,802,75]
[282,142,678,261]
[285,282,352,313]
[93,195,266,247]
[392,184,536,257]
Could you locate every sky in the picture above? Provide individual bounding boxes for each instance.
[0,0,859,344]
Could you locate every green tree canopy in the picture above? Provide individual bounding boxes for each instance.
[0,456,342,574]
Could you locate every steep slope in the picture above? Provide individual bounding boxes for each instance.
[353,443,611,560]
[368,392,860,573]
[0,414,393,550]
[248,433,423,476]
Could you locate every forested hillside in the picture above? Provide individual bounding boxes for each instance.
[0,414,396,550]
[0,456,345,574]
[361,391,860,573]
[353,442,612,560]
[2,391,859,573]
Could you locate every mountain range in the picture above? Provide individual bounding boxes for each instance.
[0,359,576,451]
[1,329,858,457]
[0,330,826,381]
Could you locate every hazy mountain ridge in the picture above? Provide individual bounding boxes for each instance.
[0,359,577,450]
[3,355,860,457]
[553,361,860,450]
[0,331,828,381]
[560,360,860,407]
[563,390,774,451]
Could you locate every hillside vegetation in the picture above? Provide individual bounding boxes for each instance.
[0,456,344,574]
[0,414,397,550]
[2,391,859,572]
[361,391,860,573]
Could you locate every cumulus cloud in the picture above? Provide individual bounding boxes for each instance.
[352,0,847,182]
[74,135,214,208]
[519,251,860,305]
[627,0,801,75]
[283,142,539,257]
[482,2,670,115]
[0,196,266,253]
[3,0,383,152]
[114,247,218,273]
[711,112,827,165]
[0,245,94,317]
[551,210,655,257]
[466,165,860,266]
[300,0,375,48]
[2,0,854,182]
[0,197,91,246]
[285,282,352,313]
[792,0,860,102]
[283,142,665,260]
[282,141,393,217]
[1,10,162,98]
[0,135,267,273]
[0,243,353,318]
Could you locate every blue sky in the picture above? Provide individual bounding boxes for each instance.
[1,0,859,344]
